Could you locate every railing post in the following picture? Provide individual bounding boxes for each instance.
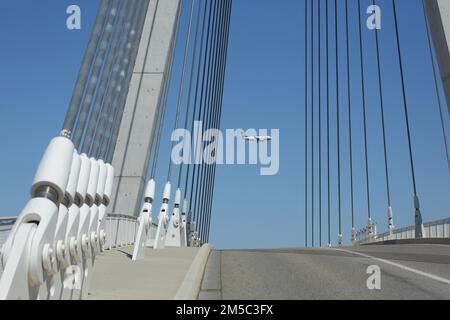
[114,217,120,248]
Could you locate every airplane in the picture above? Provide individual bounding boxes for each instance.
[240,131,272,143]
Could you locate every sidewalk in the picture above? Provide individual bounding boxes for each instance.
[88,247,200,300]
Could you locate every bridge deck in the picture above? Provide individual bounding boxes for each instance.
[199,244,450,300]
[88,247,200,300]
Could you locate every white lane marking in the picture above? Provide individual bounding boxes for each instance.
[331,248,450,286]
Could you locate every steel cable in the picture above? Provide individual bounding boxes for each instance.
[150,8,182,179]
[190,0,214,229]
[81,0,130,156]
[392,1,419,200]
[205,0,232,241]
[201,0,229,242]
[373,0,393,208]
[357,0,372,223]
[72,0,122,149]
[166,0,197,182]
[318,0,322,247]
[304,0,309,248]
[177,0,203,189]
[185,0,210,237]
[326,0,331,246]
[311,0,315,247]
[196,0,222,241]
[92,0,149,160]
[62,0,110,134]
[345,0,355,231]
[335,0,342,239]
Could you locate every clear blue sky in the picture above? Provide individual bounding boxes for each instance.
[0,0,448,249]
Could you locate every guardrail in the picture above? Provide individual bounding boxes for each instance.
[355,218,450,245]
[98,214,158,250]
[104,214,138,250]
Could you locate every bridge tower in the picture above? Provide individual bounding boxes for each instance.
[425,0,450,114]
[109,0,182,217]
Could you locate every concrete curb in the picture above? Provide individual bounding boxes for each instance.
[174,244,213,300]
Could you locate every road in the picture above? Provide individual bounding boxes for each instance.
[198,244,450,300]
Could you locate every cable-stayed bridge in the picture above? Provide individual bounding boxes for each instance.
[0,0,449,300]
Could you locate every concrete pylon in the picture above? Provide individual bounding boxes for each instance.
[424,0,450,115]
[109,0,181,217]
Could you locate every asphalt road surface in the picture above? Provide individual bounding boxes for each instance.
[199,244,450,300]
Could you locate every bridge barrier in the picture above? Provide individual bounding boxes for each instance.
[355,218,450,245]
[102,214,158,250]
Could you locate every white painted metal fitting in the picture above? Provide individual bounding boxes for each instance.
[414,196,421,210]
[42,244,57,275]
[368,218,374,236]
[31,136,75,203]
[81,234,90,257]
[174,188,181,206]
[60,129,71,139]
[95,160,107,200]
[99,230,106,246]
[388,206,394,234]
[65,152,82,205]
[69,237,79,262]
[90,232,98,254]
[103,164,114,204]
[338,234,343,247]
[55,240,66,265]
[144,179,156,200]
[76,154,92,203]
[163,182,171,201]
[86,158,100,205]
[182,198,188,215]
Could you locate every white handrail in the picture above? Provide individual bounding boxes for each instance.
[355,218,450,245]
[101,214,158,250]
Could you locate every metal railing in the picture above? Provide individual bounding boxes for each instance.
[104,214,138,250]
[355,218,450,245]
[103,214,158,250]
